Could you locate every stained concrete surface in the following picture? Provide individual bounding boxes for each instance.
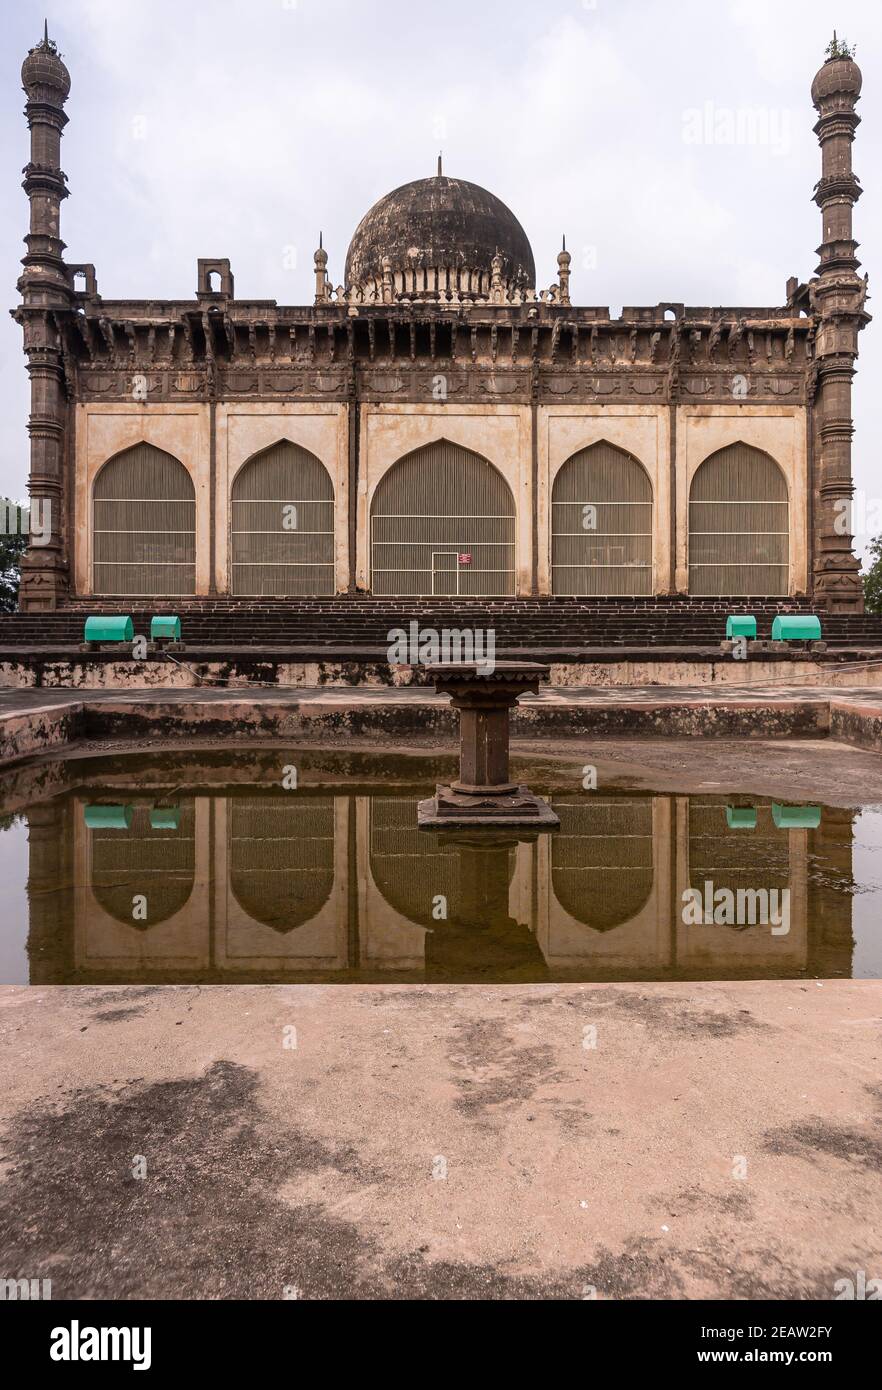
[0,980,879,1300]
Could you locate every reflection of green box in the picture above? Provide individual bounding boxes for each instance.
[150,615,181,641]
[772,803,822,829]
[83,615,133,643]
[726,615,757,639]
[84,804,133,830]
[150,806,180,831]
[771,615,822,641]
[726,805,757,829]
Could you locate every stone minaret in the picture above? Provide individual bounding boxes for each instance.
[14,24,74,611]
[810,38,870,612]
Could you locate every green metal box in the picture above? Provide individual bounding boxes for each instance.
[83,615,133,643]
[771,615,822,641]
[726,805,757,829]
[84,804,133,830]
[725,615,757,639]
[150,806,180,831]
[772,803,822,829]
[150,615,181,642]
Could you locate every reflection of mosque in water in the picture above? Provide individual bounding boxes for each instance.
[26,790,856,983]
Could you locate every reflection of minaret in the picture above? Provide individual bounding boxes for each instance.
[26,801,74,983]
[424,834,549,982]
[808,806,855,976]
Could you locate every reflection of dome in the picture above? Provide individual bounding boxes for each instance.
[22,30,71,98]
[345,173,535,298]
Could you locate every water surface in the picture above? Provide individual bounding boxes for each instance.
[2,750,879,984]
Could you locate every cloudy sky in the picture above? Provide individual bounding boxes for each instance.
[2,0,880,556]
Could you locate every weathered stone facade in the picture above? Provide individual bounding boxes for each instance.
[12,30,870,611]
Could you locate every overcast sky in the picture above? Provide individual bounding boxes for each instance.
[2,0,880,558]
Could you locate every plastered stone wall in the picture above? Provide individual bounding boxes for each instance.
[675,405,808,594]
[75,399,808,597]
[358,403,531,593]
[74,403,210,594]
[538,404,671,594]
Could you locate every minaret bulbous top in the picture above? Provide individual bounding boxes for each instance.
[812,36,861,107]
[22,27,71,100]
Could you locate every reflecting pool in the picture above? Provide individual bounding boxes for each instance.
[2,750,880,984]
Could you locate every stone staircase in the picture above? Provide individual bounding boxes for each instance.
[2,595,882,649]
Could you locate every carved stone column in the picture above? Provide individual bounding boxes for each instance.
[15,28,74,611]
[418,661,559,828]
[810,45,871,612]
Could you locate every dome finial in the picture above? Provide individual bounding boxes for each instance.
[437,152,442,177]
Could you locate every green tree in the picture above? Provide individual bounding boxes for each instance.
[0,500,28,613]
[863,534,882,615]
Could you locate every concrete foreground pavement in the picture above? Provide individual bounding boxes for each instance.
[0,980,879,1300]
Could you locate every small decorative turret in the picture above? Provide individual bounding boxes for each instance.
[313,232,329,303]
[557,235,571,306]
[809,33,870,614]
[381,254,394,305]
[490,247,504,303]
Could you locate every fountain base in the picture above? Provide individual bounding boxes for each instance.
[417,782,559,829]
[417,660,560,831]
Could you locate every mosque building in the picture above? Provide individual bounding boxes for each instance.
[14,28,870,615]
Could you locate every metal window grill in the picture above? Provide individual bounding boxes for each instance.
[688,443,789,595]
[369,796,464,926]
[688,798,791,900]
[228,796,335,931]
[551,442,653,596]
[370,440,516,596]
[550,796,654,931]
[88,800,196,926]
[231,441,335,596]
[92,443,196,596]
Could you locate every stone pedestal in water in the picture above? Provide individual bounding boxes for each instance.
[417,661,559,829]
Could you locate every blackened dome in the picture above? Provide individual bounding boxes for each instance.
[345,173,535,296]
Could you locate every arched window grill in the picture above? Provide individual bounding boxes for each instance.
[231,441,334,596]
[229,795,335,931]
[370,440,516,595]
[551,796,654,931]
[551,442,653,595]
[92,443,195,595]
[688,443,789,595]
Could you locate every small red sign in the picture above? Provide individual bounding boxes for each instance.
[458,553,472,566]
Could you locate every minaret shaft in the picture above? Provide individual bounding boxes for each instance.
[15,28,73,611]
[810,39,869,613]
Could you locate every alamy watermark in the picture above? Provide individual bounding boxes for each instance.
[1,498,51,546]
[682,879,790,935]
[682,102,791,157]
[387,621,496,674]
[0,1276,51,1300]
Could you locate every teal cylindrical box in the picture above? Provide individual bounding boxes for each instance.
[84,804,134,830]
[83,615,134,643]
